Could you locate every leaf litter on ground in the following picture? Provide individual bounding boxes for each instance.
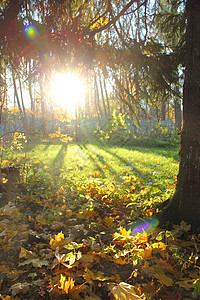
[0,144,199,299]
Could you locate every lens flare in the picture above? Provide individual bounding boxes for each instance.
[25,25,39,41]
[129,216,159,236]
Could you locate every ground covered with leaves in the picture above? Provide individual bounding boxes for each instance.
[0,142,200,299]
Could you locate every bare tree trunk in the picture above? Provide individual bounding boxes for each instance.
[94,72,103,118]
[28,72,35,133]
[39,76,46,136]
[12,70,26,132]
[161,101,166,121]
[18,76,28,131]
[103,77,110,115]
[98,70,107,116]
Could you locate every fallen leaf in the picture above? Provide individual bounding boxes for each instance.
[139,247,152,259]
[173,221,191,233]
[10,282,30,296]
[58,274,74,294]
[110,282,141,299]
[84,267,97,284]
[134,232,148,245]
[19,247,37,259]
[50,231,65,250]
[77,210,98,220]
[19,258,49,268]
[176,279,194,291]
[104,216,115,228]
[151,241,168,251]
[154,272,173,286]
[138,280,156,296]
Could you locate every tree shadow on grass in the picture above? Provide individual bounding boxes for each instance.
[101,146,150,183]
[119,145,179,163]
[78,143,119,180]
[50,144,67,175]
[78,143,154,184]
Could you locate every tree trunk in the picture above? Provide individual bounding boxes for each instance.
[103,77,110,115]
[174,98,182,131]
[39,77,46,136]
[18,76,28,132]
[161,97,166,121]
[12,70,27,132]
[98,70,108,117]
[94,72,103,119]
[28,73,35,132]
[161,0,200,231]
[174,85,182,132]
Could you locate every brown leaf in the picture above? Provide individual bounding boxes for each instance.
[177,279,194,291]
[84,267,97,284]
[10,282,30,296]
[154,272,173,286]
[19,247,37,259]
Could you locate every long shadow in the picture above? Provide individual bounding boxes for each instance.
[50,144,67,175]
[78,143,119,180]
[78,143,152,184]
[119,144,179,163]
[101,145,150,183]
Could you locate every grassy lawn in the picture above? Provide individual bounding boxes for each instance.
[21,139,179,208]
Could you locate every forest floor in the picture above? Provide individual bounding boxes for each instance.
[0,141,199,299]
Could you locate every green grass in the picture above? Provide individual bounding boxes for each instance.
[20,139,179,207]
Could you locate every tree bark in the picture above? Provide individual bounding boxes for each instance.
[174,85,182,132]
[160,0,200,231]
[98,70,108,117]
[103,77,110,115]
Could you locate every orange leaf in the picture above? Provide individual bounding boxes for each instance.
[139,247,152,259]
[134,232,148,245]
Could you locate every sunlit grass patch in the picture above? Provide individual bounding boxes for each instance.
[20,139,179,210]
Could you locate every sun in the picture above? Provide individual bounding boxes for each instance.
[50,72,85,115]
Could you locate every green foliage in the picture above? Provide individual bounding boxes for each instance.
[95,110,132,144]
[0,132,27,165]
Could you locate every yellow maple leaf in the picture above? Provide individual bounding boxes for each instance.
[49,231,65,250]
[59,274,74,294]
[119,227,131,238]
[113,227,133,245]
[151,241,168,251]
[111,282,141,299]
